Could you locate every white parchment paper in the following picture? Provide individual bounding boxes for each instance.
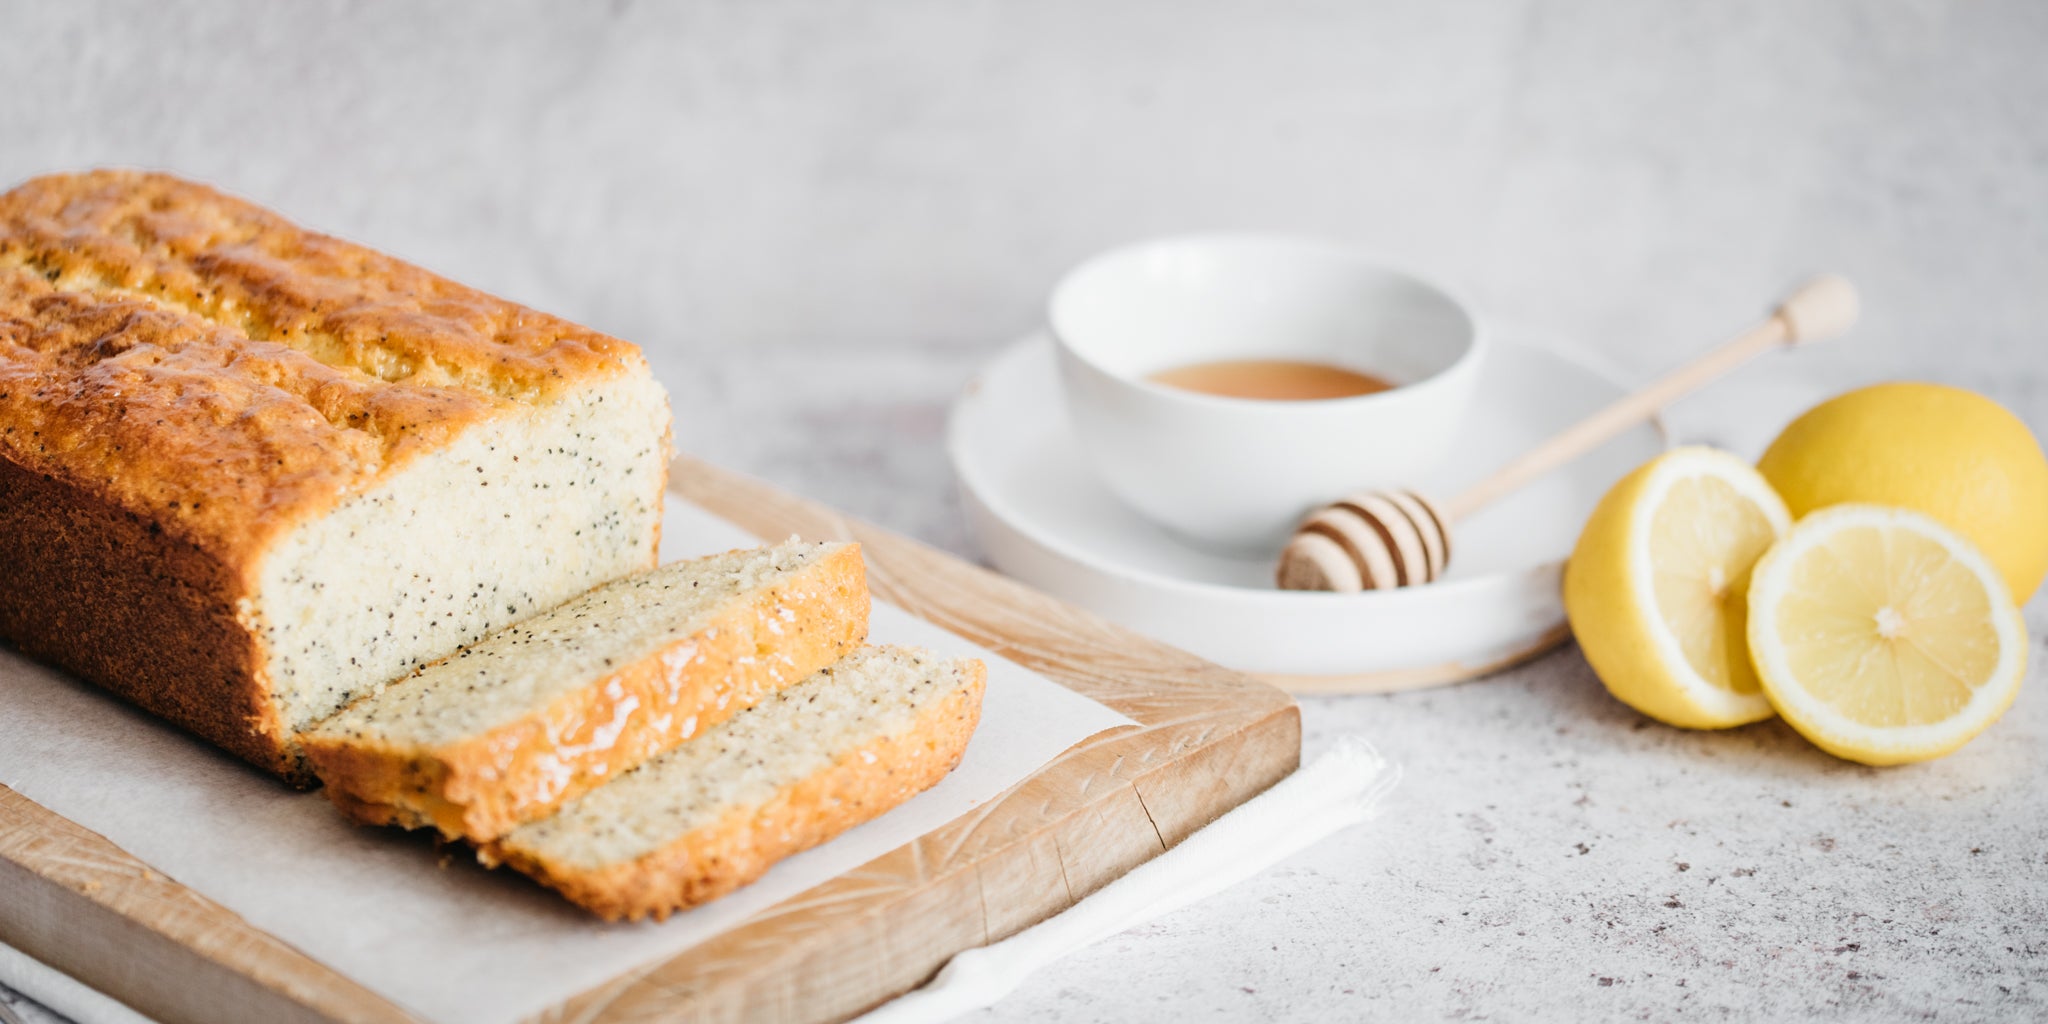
[0,496,1133,1024]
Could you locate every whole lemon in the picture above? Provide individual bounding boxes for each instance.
[1757,382,2048,602]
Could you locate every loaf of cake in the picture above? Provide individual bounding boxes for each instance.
[304,541,870,841]
[484,645,986,921]
[0,170,672,783]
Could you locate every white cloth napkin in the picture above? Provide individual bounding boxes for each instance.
[0,942,151,1024]
[851,737,1400,1024]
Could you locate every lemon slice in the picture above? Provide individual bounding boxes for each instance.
[1564,447,1792,728]
[1746,505,2027,765]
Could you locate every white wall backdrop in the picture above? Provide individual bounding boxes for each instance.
[5,0,2041,550]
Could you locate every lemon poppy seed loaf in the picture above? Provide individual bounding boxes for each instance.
[0,170,672,783]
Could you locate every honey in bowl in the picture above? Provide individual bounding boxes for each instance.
[1148,358,1396,401]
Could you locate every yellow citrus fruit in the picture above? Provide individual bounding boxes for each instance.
[1757,382,2048,603]
[1746,505,2027,765]
[1565,447,1793,729]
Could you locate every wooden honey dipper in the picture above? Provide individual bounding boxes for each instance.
[1276,275,1860,592]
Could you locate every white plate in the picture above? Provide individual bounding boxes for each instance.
[947,333,1667,693]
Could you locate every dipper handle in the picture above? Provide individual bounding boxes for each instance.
[1439,274,1858,521]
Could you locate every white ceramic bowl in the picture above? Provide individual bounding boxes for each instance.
[1050,235,1485,552]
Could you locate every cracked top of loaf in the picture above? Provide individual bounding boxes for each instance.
[0,170,652,558]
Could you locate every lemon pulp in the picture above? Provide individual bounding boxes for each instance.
[1648,474,1780,699]
[1773,523,2000,727]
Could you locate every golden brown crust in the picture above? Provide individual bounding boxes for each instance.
[0,170,662,782]
[488,661,987,922]
[0,170,650,560]
[303,544,873,840]
[0,456,296,778]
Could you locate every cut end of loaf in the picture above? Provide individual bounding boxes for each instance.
[261,374,673,751]
[486,645,986,922]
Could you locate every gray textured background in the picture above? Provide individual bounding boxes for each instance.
[3,2,2044,1022]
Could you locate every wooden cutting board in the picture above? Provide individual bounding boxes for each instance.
[0,455,1301,1024]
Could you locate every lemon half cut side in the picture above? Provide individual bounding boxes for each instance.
[1565,447,1794,729]
[1746,504,2028,765]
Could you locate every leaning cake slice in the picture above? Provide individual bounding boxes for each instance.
[483,645,985,922]
[304,540,868,841]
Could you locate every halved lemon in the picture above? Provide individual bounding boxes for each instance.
[1746,504,2028,765]
[1565,447,1793,729]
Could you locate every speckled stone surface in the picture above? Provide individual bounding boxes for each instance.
[2,2,2044,1022]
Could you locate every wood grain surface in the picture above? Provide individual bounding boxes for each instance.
[0,455,1300,1024]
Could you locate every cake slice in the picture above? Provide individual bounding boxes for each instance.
[304,540,868,841]
[483,645,985,922]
